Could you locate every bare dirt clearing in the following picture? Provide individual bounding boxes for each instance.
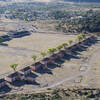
[0,33,76,74]
[2,37,100,94]
[0,34,100,95]
[0,19,100,93]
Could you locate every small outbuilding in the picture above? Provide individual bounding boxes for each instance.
[30,62,43,71]
[19,66,31,75]
[50,54,58,61]
[6,72,24,83]
[40,57,55,65]
[57,50,65,58]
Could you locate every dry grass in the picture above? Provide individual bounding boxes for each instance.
[0,33,76,74]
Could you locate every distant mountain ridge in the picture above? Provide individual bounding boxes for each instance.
[64,0,100,2]
[0,0,8,1]
[0,0,100,3]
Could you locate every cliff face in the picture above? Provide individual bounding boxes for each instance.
[64,0,100,2]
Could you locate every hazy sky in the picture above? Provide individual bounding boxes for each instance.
[34,0,51,2]
[13,0,52,2]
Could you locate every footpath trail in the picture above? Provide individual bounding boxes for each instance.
[31,48,100,91]
[0,45,40,57]
[8,44,100,94]
[0,45,39,53]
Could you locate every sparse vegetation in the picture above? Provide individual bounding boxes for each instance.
[61,42,68,50]
[10,63,18,72]
[1,88,100,100]
[32,54,37,62]
[0,37,3,43]
[0,1,100,99]
[40,52,47,58]
[47,48,57,55]
[56,45,63,51]
[68,40,73,46]
[56,11,100,34]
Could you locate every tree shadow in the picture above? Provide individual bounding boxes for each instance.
[10,80,40,87]
[25,80,40,86]
[0,43,8,46]
[74,45,87,52]
[0,35,12,43]
[47,63,59,69]
[66,49,81,56]
[8,31,31,38]
[44,68,53,74]
[70,50,81,55]
[63,54,80,61]
[55,59,65,66]
[66,37,97,55]
[0,85,12,94]
[10,80,25,87]
[83,37,97,47]
[27,72,38,78]
[35,66,52,75]
[84,42,93,46]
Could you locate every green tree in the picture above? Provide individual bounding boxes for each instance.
[56,12,100,33]
[32,54,37,62]
[76,34,83,42]
[56,45,63,51]
[40,52,47,58]
[47,48,56,55]
[81,33,86,40]
[10,63,18,72]
[68,40,73,45]
[0,37,3,43]
[62,42,68,49]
